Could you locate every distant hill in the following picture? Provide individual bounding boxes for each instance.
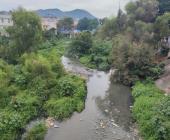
[36,8,96,19]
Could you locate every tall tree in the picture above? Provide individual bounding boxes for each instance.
[125,0,158,23]
[111,35,162,85]
[158,0,170,15]
[68,31,92,57]
[7,8,42,56]
[154,13,170,40]
[57,17,74,32]
[77,18,99,31]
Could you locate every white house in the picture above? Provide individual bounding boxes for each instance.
[0,14,13,36]
[41,17,58,30]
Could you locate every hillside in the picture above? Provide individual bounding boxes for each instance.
[36,8,96,19]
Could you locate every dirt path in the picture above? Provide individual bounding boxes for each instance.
[156,59,170,94]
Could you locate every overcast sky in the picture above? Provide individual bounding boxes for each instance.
[0,0,131,18]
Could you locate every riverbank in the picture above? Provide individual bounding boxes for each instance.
[132,81,170,140]
[45,56,139,140]
[0,39,87,140]
[156,59,170,94]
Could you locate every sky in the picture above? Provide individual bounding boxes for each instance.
[0,0,131,18]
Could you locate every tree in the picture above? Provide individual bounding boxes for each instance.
[125,0,159,23]
[127,20,154,42]
[97,10,127,39]
[77,18,89,31]
[97,18,119,39]
[68,31,92,57]
[154,13,170,40]
[117,9,127,32]
[57,17,74,32]
[111,35,163,85]
[43,28,56,40]
[77,18,99,31]
[88,19,99,30]
[7,8,42,57]
[125,1,138,15]
[158,0,170,15]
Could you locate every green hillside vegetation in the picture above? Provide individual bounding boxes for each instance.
[67,32,112,71]
[132,82,170,140]
[66,0,170,140]
[0,8,86,140]
[97,0,168,85]
[23,122,47,140]
[0,0,170,140]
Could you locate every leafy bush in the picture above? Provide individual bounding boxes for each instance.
[45,75,86,119]
[152,96,170,140]
[111,35,164,85]
[132,82,163,98]
[75,40,112,71]
[0,38,87,139]
[10,92,41,121]
[24,122,47,140]
[44,97,77,120]
[0,110,25,139]
[57,76,77,96]
[67,31,92,58]
[132,82,170,140]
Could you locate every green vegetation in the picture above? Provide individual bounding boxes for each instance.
[68,31,93,57]
[111,35,164,85]
[79,40,112,70]
[57,17,74,33]
[67,32,112,70]
[132,82,170,140]
[158,0,170,15]
[77,18,99,31]
[23,122,47,140]
[154,12,170,40]
[0,1,170,140]
[6,8,42,58]
[94,0,167,85]
[0,9,86,140]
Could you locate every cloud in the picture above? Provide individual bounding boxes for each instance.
[0,0,131,18]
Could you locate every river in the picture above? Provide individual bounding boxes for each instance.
[45,56,139,140]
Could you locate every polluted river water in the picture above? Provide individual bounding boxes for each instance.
[45,56,139,140]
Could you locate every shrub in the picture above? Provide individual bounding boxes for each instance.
[57,76,77,97]
[10,92,41,121]
[152,96,170,140]
[67,31,92,58]
[44,97,77,120]
[132,82,170,140]
[0,38,86,139]
[132,82,163,98]
[111,36,164,85]
[24,122,47,140]
[0,110,25,139]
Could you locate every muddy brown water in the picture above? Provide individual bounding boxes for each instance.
[45,56,139,140]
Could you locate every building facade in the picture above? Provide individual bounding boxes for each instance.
[0,12,79,37]
[41,17,58,30]
[0,14,13,36]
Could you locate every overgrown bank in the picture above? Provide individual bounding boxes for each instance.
[0,42,86,139]
[66,32,112,71]
[132,82,170,140]
[0,9,86,140]
[65,0,170,140]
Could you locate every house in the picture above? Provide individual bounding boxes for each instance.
[41,17,58,30]
[0,12,80,37]
[0,13,13,36]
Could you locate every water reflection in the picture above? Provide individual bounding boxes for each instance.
[96,83,133,131]
[45,56,138,140]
